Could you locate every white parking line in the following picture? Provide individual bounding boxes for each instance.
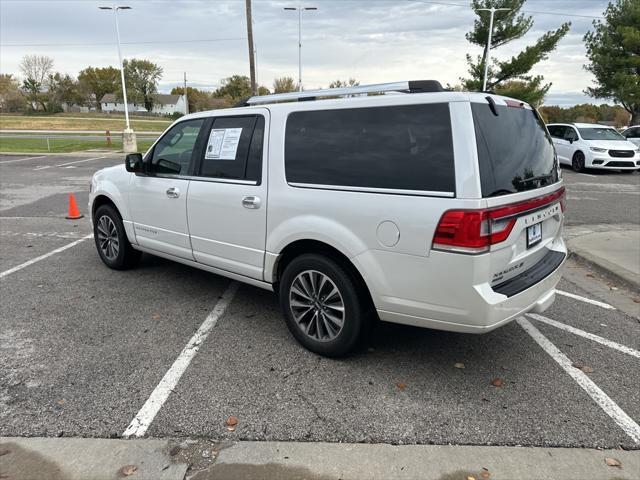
[122,281,240,438]
[0,234,93,279]
[579,173,597,178]
[33,156,114,170]
[518,317,640,444]
[0,155,46,164]
[56,156,109,167]
[528,313,640,359]
[555,289,615,310]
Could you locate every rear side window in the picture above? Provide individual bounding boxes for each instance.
[472,102,558,197]
[199,115,265,182]
[285,103,455,193]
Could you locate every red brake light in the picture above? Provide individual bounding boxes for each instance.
[433,187,565,254]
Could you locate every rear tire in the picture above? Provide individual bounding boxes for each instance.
[93,204,141,270]
[279,254,369,357]
[572,151,586,172]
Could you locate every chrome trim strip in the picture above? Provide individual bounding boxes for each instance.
[154,174,257,186]
[288,182,455,198]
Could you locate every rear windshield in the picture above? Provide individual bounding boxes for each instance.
[578,127,625,141]
[472,102,558,198]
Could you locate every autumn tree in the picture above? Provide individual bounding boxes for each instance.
[77,66,120,111]
[329,78,359,88]
[20,54,54,111]
[584,0,640,124]
[122,58,163,111]
[462,0,570,107]
[273,76,297,94]
[0,74,25,112]
[47,73,81,108]
[213,75,252,104]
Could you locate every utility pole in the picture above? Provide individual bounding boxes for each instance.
[183,72,188,115]
[245,0,257,95]
[284,4,318,92]
[99,4,136,153]
[478,7,511,92]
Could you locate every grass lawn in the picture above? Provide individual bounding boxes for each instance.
[0,113,171,132]
[0,136,155,153]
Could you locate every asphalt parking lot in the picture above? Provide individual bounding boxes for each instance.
[1,153,639,451]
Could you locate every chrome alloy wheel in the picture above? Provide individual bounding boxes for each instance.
[289,270,345,342]
[96,215,120,261]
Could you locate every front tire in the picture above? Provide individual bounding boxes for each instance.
[93,204,141,270]
[279,254,369,357]
[572,151,586,172]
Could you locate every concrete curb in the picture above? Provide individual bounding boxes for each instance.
[2,438,639,480]
[568,247,640,292]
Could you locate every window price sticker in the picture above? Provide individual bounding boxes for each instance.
[205,128,242,160]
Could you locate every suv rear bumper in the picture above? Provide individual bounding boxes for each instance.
[355,240,566,334]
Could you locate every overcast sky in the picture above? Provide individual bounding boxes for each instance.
[0,0,609,106]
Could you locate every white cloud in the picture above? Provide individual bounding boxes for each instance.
[0,0,612,105]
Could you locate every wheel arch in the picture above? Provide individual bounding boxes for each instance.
[272,239,374,308]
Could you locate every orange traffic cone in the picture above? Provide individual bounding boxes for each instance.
[66,194,84,219]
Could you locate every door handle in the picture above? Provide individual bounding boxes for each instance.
[242,196,261,209]
[166,187,180,198]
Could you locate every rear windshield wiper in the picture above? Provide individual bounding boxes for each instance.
[514,173,554,185]
[487,189,514,197]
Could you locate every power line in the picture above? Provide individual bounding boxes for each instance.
[408,0,603,19]
[1,37,247,47]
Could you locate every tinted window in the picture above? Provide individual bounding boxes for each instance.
[547,125,566,139]
[578,127,625,141]
[564,127,578,141]
[150,119,204,175]
[626,127,640,138]
[472,103,558,197]
[285,103,455,192]
[199,116,264,181]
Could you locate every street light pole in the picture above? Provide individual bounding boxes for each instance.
[478,7,510,92]
[284,5,317,92]
[99,5,137,152]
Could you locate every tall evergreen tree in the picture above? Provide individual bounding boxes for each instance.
[462,0,570,107]
[584,0,640,125]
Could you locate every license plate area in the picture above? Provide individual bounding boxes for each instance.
[527,222,542,248]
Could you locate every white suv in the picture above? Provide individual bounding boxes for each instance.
[547,122,640,172]
[89,81,566,357]
[622,125,640,148]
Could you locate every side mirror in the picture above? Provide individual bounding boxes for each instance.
[568,138,574,144]
[125,153,144,173]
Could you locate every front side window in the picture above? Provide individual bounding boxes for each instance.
[150,119,204,175]
[578,127,626,141]
[198,115,265,182]
[564,127,578,141]
[547,125,566,139]
[284,103,455,193]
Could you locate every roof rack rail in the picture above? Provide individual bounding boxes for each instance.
[245,80,444,106]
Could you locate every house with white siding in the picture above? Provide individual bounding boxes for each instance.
[100,93,186,115]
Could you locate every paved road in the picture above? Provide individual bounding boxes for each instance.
[1,154,638,450]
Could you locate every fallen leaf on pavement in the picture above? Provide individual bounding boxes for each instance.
[585,273,594,278]
[56,399,65,406]
[604,457,621,468]
[481,467,490,478]
[572,362,594,373]
[0,448,10,456]
[490,378,503,387]
[454,362,465,369]
[633,299,640,304]
[151,313,160,320]
[395,382,407,391]
[225,416,238,427]
[227,426,236,432]
[467,476,476,480]
[119,465,138,477]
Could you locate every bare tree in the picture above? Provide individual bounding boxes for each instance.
[20,55,54,85]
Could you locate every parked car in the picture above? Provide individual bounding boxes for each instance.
[89,81,566,356]
[547,122,640,173]
[622,125,640,147]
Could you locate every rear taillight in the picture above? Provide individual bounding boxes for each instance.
[433,187,565,254]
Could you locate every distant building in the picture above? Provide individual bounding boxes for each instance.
[100,93,186,115]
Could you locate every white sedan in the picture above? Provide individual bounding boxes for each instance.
[547,123,639,172]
